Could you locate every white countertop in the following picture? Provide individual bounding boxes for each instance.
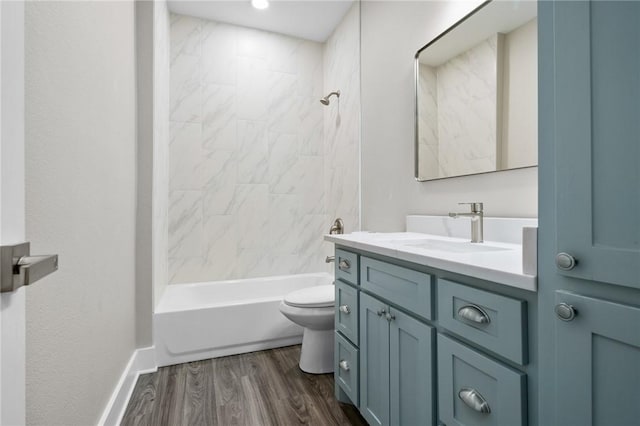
[325,232,537,292]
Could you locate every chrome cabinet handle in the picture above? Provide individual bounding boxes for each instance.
[556,252,577,271]
[457,304,491,324]
[385,312,395,322]
[339,304,351,315]
[555,303,578,321]
[377,309,386,317]
[458,387,491,414]
[339,360,350,371]
[338,259,351,271]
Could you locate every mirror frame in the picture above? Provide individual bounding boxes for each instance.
[414,0,537,182]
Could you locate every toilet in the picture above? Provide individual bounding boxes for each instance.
[279,285,335,374]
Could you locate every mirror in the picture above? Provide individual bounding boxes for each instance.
[415,0,537,181]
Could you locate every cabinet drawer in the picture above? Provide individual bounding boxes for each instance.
[335,280,358,344]
[335,332,359,406]
[438,279,527,365]
[335,249,359,285]
[360,257,433,320]
[437,334,527,426]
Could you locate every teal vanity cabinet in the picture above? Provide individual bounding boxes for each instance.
[332,247,538,426]
[539,1,640,424]
[334,249,360,406]
[358,258,435,426]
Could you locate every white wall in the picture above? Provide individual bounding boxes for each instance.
[135,0,154,348]
[361,1,538,232]
[25,1,137,424]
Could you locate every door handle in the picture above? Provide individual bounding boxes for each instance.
[1,242,58,292]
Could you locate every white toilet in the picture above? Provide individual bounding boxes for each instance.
[279,285,335,374]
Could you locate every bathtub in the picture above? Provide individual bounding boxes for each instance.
[154,272,333,367]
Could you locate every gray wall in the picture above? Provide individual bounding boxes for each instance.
[361,1,538,232]
[25,1,137,424]
[135,0,154,348]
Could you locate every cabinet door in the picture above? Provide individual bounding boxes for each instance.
[389,308,435,426]
[359,293,390,426]
[555,292,640,426]
[539,1,640,423]
[438,335,527,426]
[549,0,640,289]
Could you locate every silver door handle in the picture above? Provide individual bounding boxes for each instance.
[458,387,491,414]
[457,305,491,324]
[338,259,351,271]
[1,242,58,292]
[339,360,350,371]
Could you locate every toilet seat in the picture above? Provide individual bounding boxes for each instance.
[284,284,334,308]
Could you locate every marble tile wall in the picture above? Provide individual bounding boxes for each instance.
[323,2,361,250]
[168,6,359,283]
[436,35,500,177]
[417,63,439,179]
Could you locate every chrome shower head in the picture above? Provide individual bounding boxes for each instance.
[320,90,340,106]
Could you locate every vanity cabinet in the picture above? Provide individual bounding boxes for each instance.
[539,1,640,424]
[333,248,535,426]
[360,292,435,426]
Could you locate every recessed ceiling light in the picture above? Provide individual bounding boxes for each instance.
[251,0,269,10]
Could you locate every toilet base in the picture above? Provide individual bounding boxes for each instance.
[299,328,334,374]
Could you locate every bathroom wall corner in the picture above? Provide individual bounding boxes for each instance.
[152,0,170,306]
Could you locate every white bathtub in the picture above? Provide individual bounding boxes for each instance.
[154,273,333,367]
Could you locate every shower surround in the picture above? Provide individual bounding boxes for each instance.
[168,5,360,284]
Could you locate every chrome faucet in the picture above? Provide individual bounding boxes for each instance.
[449,202,484,243]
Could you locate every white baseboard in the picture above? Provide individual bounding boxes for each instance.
[97,346,157,426]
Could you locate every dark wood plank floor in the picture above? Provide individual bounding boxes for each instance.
[121,345,367,426]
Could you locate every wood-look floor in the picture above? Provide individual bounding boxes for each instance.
[121,345,367,426]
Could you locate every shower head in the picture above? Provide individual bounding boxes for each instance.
[320,90,340,106]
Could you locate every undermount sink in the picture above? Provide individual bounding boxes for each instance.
[398,239,510,254]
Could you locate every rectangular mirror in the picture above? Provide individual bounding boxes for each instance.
[415,0,537,181]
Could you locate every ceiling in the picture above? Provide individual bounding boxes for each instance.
[167,0,354,43]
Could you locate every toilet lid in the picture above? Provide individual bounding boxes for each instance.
[284,285,335,308]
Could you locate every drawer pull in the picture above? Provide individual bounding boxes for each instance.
[338,259,351,271]
[339,360,350,371]
[339,304,351,314]
[377,309,386,317]
[458,304,491,324]
[458,387,491,414]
